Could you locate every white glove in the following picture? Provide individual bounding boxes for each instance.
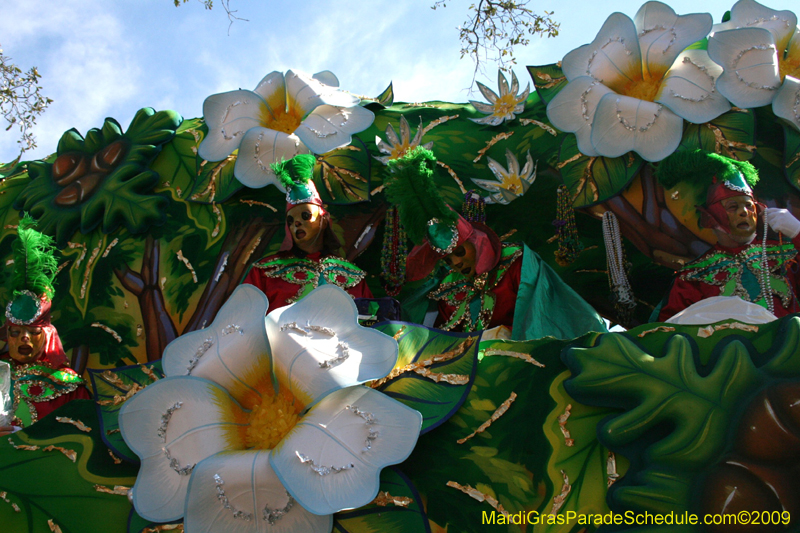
[765,207,800,238]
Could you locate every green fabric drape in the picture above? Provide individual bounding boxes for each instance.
[511,246,608,340]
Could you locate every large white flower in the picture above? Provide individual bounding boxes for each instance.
[546,1,727,162]
[707,0,800,130]
[198,70,375,188]
[119,284,421,532]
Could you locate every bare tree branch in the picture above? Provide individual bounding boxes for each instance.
[173,0,248,33]
[0,45,52,155]
[432,0,560,83]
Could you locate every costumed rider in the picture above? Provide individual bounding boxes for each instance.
[386,146,606,340]
[657,150,800,322]
[0,215,89,436]
[243,154,372,314]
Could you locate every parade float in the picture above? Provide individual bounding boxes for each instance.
[2,0,800,531]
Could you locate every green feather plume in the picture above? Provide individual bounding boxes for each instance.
[11,213,58,300]
[384,146,458,245]
[271,154,316,189]
[656,149,759,191]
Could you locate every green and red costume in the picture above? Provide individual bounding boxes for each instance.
[658,236,800,321]
[243,251,372,315]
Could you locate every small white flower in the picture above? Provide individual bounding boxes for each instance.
[472,149,537,204]
[198,70,375,188]
[120,285,421,532]
[374,115,432,165]
[469,70,529,126]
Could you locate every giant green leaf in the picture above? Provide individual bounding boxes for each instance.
[527,63,568,105]
[557,135,644,208]
[373,322,479,434]
[189,153,243,204]
[314,136,373,204]
[88,361,164,463]
[679,107,755,162]
[541,371,629,531]
[62,231,108,318]
[783,124,800,193]
[333,467,429,533]
[400,336,587,533]
[0,400,137,533]
[13,110,179,245]
[563,332,761,469]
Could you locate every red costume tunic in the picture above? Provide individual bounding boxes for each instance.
[430,244,522,332]
[243,251,373,315]
[4,356,90,427]
[658,234,800,322]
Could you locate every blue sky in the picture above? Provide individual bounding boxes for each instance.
[1,0,797,163]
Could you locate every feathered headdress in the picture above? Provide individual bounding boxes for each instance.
[271,154,322,210]
[656,149,759,200]
[384,147,459,251]
[6,214,58,325]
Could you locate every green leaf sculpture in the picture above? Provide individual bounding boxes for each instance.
[527,63,568,105]
[0,400,138,532]
[557,135,645,208]
[14,108,182,246]
[784,124,800,193]
[564,332,760,469]
[89,361,164,463]
[679,107,756,162]
[373,322,479,434]
[333,467,429,532]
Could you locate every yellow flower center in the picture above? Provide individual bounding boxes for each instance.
[245,391,300,450]
[621,74,661,103]
[261,107,303,135]
[493,93,519,117]
[779,54,800,82]
[501,175,522,194]
[389,142,412,160]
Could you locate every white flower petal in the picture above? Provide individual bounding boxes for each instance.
[184,450,333,533]
[162,285,273,407]
[265,285,398,410]
[469,115,505,126]
[788,28,800,63]
[270,386,422,516]
[252,71,288,125]
[773,75,800,131]
[410,117,425,146]
[476,81,500,104]
[510,71,520,95]
[634,2,712,80]
[398,115,412,145]
[546,76,615,157]
[722,0,797,53]
[295,105,374,154]
[119,377,248,522]
[285,70,359,117]
[312,70,340,88]
[497,71,510,96]
[708,27,781,108]
[471,178,503,193]
[384,123,401,147]
[486,156,511,184]
[199,90,267,162]
[657,49,731,123]
[234,128,310,189]
[591,93,683,161]
[561,12,642,94]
